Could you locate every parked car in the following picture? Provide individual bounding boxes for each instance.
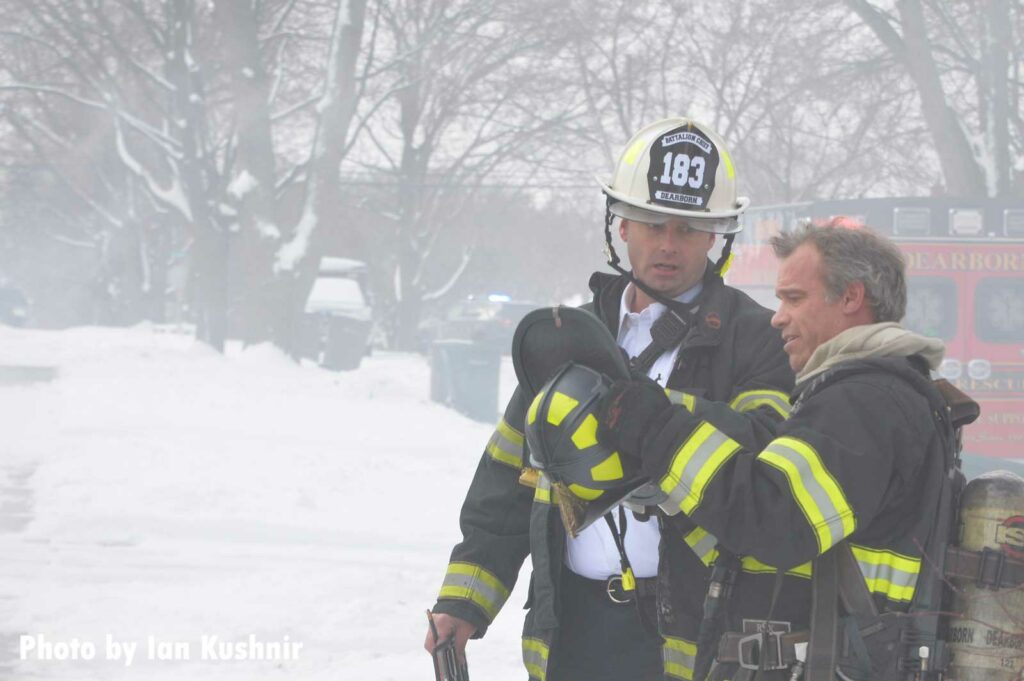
[423,294,538,354]
[0,285,29,327]
[302,257,372,371]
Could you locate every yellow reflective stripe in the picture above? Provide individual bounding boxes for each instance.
[497,419,524,446]
[663,636,696,680]
[682,527,814,578]
[683,526,719,566]
[758,436,856,554]
[536,473,561,503]
[534,473,559,505]
[522,637,549,681]
[729,389,791,418]
[660,422,741,514]
[486,418,524,469]
[740,555,813,579]
[851,544,920,603]
[681,524,813,577]
[665,389,696,413]
[438,562,510,622]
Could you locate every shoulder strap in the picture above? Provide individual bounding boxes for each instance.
[805,547,840,681]
[805,541,879,681]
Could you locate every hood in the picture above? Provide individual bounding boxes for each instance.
[797,322,945,385]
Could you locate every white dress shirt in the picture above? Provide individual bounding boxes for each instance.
[564,281,703,579]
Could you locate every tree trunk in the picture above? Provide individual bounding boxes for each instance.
[215,0,291,351]
[277,0,367,275]
[274,0,368,358]
[985,0,1012,197]
[165,0,229,351]
[389,73,426,351]
[394,293,422,352]
[193,229,229,353]
[142,215,170,324]
[897,0,988,196]
[394,218,423,351]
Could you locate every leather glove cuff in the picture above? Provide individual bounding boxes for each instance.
[596,377,672,460]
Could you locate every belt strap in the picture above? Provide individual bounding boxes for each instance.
[717,630,809,668]
[635,576,657,597]
[944,545,1024,589]
[564,570,657,605]
[565,571,657,590]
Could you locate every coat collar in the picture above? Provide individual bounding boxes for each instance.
[589,260,731,351]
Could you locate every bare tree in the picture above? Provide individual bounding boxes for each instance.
[0,0,371,352]
[2,0,1016,354]
[213,0,369,351]
[346,0,572,349]
[276,0,368,274]
[556,0,943,203]
[844,0,1022,197]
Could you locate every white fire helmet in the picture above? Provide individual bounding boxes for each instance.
[598,117,750,234]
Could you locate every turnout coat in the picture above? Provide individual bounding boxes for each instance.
[432,264,793,680]
[640,351,951,680]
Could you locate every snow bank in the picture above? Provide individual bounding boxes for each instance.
[0,325,528,680]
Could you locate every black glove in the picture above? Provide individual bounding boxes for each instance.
[596,376,672,461]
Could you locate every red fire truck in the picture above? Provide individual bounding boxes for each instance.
[729,197,1024,462]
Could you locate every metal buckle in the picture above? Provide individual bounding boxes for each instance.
[605,575,633,604]
[737,631,786,671]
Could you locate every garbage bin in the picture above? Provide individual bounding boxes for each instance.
[300,312,370,371]
[302,258,373,372]
[430,339,500,423]
[321,316,371,371]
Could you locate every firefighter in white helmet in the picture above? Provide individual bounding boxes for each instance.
[425,118,792,680]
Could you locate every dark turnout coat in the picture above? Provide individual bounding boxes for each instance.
[432,264,793,680]
[640,352,950,680]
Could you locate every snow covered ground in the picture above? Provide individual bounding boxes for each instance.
[0,325,529,680]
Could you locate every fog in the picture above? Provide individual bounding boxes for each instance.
[0,0,1020,349]
[0,0,1021,677]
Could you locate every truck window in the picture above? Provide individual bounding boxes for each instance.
[905,276,957,340]
[975,277,1024,344]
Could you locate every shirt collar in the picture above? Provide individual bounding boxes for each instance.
[618,280,703,331]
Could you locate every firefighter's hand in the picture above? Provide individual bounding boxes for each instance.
[596,376,672,460]
[424,613,477,664]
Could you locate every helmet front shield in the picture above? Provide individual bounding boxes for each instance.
[597,117,750,227]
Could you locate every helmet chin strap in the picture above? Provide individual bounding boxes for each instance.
[602,196,736,317]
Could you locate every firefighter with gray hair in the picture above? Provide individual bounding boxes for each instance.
[527,218,989,680]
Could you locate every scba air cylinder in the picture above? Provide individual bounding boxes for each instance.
[947,471,1024,680]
